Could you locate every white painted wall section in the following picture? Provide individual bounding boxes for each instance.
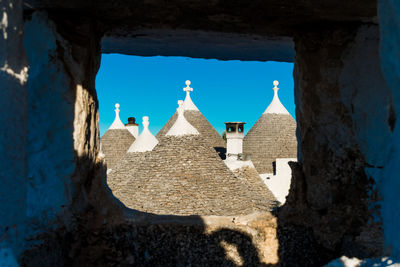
[260,158,297,205]
[225,122,245,159]
[227,138,243,156]
[126,125,139,138]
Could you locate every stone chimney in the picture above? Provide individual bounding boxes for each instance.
[224,122,246,159]
[125,117,139,138]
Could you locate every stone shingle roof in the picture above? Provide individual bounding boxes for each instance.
[243,113,297,174]
[101,129,135,169]
[232,166,278,209]
[108,135,275,216]
[156,110,226,152]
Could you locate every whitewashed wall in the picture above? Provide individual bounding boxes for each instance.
[260,158,296,205]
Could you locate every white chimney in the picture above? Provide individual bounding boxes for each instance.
[224,122,245,159]
[125,117,139,138]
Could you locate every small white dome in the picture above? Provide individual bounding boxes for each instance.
[128,116,159,152]
[166,100,199,136]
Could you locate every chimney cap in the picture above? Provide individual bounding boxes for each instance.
[225,122,246,133]
[125,116,139,126]
[224,122,246,125]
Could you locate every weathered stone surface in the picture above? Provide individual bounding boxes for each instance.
[378,0,400,259]
[100,129,135,169]
[23,0,377,37]
[232,166,278,210]
[22,0,377,62]
[0,0,28,256]
[23,9,102,252]
[243,113,297,174]
[102,30,295,62]
[109,135,276,216]
[278,24,387,263]
[21,212,278,266]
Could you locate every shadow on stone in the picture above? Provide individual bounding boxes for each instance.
[20,155,272,267]
[214,146,227,160]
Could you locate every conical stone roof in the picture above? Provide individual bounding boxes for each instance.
[109,101,275,216]
[232,166,278,209]
[243,81,297,174]
[109,135,275,216]
[101,104,135,169]
[156,81,226,154]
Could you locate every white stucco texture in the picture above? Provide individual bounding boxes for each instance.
[166,100,199,136]
[128,116,159,152]
[263,80,290,115]
[260,158,297,205]
[108,103,126,130]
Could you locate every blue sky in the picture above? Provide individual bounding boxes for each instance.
[96,54,295,137]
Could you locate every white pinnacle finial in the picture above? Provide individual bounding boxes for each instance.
[263,80,290,115]
[142,116,149,128]
[166,100,199,136]
[183,80,193,93]
[108,103,126,129]
[128,116,159,152]
[178,100,184,109]
[182,80,199,111]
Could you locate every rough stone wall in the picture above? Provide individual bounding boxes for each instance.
[243,113,297,174]
[378,0,400,259]
[100,129,135,169]
[3,1,398,265]
[232,166,278,210]
[0,0,28,258]
[23,0,377,39]
[21,212,279,266]
[278,24,389,263]
[23,10,102,250]
[106,152,148,191]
